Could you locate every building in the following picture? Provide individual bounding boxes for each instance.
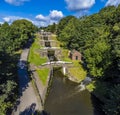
[69,49,82,60]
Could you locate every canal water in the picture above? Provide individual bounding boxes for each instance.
[44,68,104,115]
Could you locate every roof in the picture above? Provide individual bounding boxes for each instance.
[70,49,80,54]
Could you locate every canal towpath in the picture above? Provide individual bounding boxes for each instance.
[12,47,43,115]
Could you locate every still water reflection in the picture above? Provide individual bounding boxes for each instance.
[44,69,103,115]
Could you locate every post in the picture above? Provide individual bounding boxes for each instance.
[63,66,66,75]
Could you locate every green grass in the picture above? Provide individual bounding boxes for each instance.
[14,49,22,55]
[61,48,86,82]
[28,37,47,65]
[86,81,96,92]
[51,34,57,40]
[51,38,86,82]
[36,68,49,85]
[51,34,61,47]
[61,49,71,61]
[68,61,86,82]
[29,34,86,83]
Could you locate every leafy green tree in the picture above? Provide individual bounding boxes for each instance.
[0,19,36,114]
[84,40,111,77]
[57,16,76,37]
[103,85,120,115]
[10,19,36,50]
[58,16,79,49]
[0,22,13,53]
[45,23,57,33]
[56,5,120,114]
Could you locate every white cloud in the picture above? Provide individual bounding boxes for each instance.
[35,14,48,22]
[105,0,120,6]
[2,15,44,28]
[35,10,64,27]
[49,10,64,20]
[2,10,64,27]
[0,22,3,24]
[5,0,30,6]
[65,0,95,11]
[3,16,33,24]
[2,15,44,27]
[33,21,48,27]
[3,17,11,23]
[3,16,22,23]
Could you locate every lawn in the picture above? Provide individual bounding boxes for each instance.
[28,37,47,65]
[29,34,86,83]
[36,68,49,85]
[61,49,71,61]
[51,34,61,47]
[61,48,87,82]
[68,61,86,82]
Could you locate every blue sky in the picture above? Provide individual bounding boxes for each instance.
[0,0,120,26]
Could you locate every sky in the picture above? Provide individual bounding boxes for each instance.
[0,0,120,26]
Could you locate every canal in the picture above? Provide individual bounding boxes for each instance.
[44,68,104,115]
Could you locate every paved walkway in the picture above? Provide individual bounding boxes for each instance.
[13,48,43,115]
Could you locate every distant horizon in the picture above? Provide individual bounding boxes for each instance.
[0,0,120,27]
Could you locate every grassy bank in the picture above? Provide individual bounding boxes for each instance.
[28,35,49,85]
[61,48,86,82]
[51,34,61,47]
[36,68,49,85]
[28,37,47,65]
[51,35,87,82]
[68,61,86,82]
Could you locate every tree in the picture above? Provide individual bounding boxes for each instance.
[10,19,36,50]
[56,5,120,114]
[57,16,77,37]
[57,16,79,49]
[0,19,36,114]
[45,23,57,33]
[103,85,120,115]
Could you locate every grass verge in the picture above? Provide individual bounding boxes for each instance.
[68,61,86,82]
[61,48,86,82]
[36,68,49,85]
[51,34,61,47]
[28,37,47,65]
[61,49,71,61]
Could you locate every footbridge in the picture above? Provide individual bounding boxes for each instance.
[41,61,73,75]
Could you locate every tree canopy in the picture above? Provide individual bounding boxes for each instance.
[56,5,120,114]
[0,19,36,114]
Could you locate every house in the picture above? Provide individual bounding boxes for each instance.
[69,49,82,60]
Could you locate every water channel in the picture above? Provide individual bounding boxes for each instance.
[44,68,104,115]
